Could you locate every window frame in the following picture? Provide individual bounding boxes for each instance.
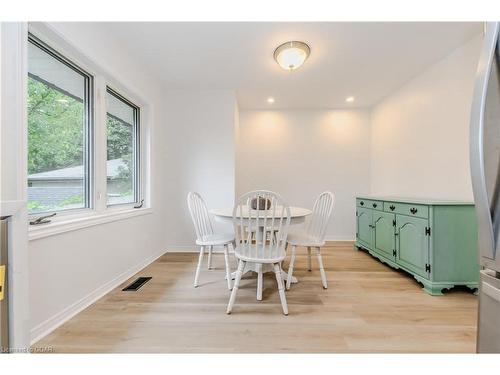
[27,33,94,217]
[27,23,151,240]
[105,86,141,207]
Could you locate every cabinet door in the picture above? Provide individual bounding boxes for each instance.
[373,211,396,260]
[396,215,430,278]
[356,207,373,248]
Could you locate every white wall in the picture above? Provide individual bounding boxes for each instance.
[28,23,169,341]
[163,90,237,250]
[370,35,482,200]
[237,110,371,240]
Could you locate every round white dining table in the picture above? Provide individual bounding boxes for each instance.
[210,206,312,285]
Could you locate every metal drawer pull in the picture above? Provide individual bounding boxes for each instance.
[372,203,377,208]
[410,207,418,214]
[360,201,364,206]
[389,205,395,211]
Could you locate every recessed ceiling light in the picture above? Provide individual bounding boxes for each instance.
[267,97,275,104]
[345,96,355,103]
[274,41,310,71]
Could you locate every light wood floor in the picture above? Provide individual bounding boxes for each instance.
[34,242,478,353]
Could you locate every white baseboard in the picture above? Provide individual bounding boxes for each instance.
[324,236,355,242]
[167,238,355,253]
[30,248,166,345]
[166,245,198,252]
[166,245,234,253]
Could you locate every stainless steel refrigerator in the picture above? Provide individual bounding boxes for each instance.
[470,21,500,353]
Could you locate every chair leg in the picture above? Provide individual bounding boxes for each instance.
[257,263,263,300]
[307,247,312,271]
[286,245,297,290]
[194,246,205,288]
[223,244,232,290]
[227,260,245,314]
[207,245,213,270]
[273,263,289,315]
[316,247,328,289]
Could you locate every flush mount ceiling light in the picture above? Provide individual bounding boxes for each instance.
[273,41,311,71]
[345,96,355,103]
[267,97,275,104]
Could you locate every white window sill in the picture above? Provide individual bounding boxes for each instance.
[28,207,153,241]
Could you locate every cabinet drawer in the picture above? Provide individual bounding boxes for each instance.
[384,202,429,218]
[357,198,383,210]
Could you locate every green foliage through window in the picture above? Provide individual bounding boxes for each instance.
[28,77,84,175]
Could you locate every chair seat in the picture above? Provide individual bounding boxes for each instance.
[287,230,325,247]
[196,233,234,246]
[234,243,286,264]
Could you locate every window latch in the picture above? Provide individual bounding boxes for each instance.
[133,199,144,209]
[29,212,57,226]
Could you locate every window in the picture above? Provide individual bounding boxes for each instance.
[106,88,140,206]
[27,35,92,214]
[26,28,148,233]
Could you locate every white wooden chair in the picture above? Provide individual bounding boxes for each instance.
[227,190,291,315]
[187,192,235,289]
[286,191,335,290]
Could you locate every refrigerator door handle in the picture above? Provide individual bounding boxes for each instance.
[0,265,4,301]
[470,22,500,263]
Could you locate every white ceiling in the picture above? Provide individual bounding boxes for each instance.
[101,22,482,109]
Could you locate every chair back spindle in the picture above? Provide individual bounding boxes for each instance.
[233,190,291,262]
[187,192,214,242]
[306,191,335,243]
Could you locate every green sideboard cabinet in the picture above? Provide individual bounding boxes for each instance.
[355,196,479,295]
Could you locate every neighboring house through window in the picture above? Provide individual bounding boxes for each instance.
[27,158,128,209]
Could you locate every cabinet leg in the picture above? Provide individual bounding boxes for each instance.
[420,280,480,296]
[414,276,447,296]
[422,284,445,296]
[466,284,479,295]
